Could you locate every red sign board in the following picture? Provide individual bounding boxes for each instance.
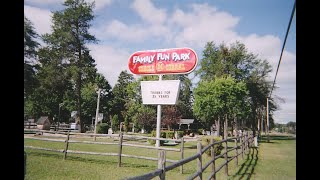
[128,47,198,75]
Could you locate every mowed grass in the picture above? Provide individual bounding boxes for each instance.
[24,133,296,180]
[230,134,296,180]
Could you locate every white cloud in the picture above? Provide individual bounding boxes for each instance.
[88,44,130,87]
[273,102,296,124]
[100,20,151,41]
[273,51,296,84]
[24,5,53,35]
[239,34,281,59]
[131,0,167,24]
[91,0,170,42]
[24,1,296,123]
[87,0,113,10]
[25,0,64,5]
[25,0,112,10]
[96,2,240,47]
[171,3,239,48]
[92,19,170,43]
[236,34,296,83]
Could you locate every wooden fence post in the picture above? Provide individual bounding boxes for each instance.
[224,120,228,176]
[24,151,27,178]
[249,132,251,150]
[210,138,216,180]
[251,132,254,147]
[240,134,243,159]
[235,138,238,166]
[248,132,251,148]
[118,133,123,167]
[243,132,247,155]
[63,132,70,160]
[158,150,166,180]
[246,133,248,154]
[197,142,202,180]
[180,137,184,174]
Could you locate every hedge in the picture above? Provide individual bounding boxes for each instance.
[201,136,224,156]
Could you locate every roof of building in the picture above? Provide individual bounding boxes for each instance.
[36,116,50,125]
[179,119,194,124]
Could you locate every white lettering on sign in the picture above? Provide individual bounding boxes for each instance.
[151,91,171,99]
[133,52,191,64]
[172,52,190,61]
[133,55,155,64]
[157,53,170,61]
[141,80,180,105]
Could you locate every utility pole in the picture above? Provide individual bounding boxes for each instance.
[58,103,64,131]
[94,88,102,141]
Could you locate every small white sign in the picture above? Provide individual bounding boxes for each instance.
[141,80,180,105]
[98,113,103,122]
[71,111,78,118]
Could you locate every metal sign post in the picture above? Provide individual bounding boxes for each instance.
[155,75,163,147]
[94,88,101,141]
[128,47,198,148]
[140,79,181,147]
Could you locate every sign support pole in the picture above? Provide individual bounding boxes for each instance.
[155,75,163,147]
[94,88,101,141]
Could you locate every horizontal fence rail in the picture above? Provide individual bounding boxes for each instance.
[24,132,183,166]
[24,129,255,179]
[126,131,255,180]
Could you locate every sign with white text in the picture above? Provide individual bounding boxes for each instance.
[98,113,103,122]
[71,111,78,118]
[128,47,198,75]
[141,80,180,105]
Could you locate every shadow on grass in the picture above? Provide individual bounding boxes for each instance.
[231,147,258,180]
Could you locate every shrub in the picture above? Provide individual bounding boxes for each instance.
[96,123,109,134]
[197,129,205,135]
[201,136,224,157]
[111,115,119,131]
[176,131,184,138]
[184,129,192,135]
[166,131,174,139]
[148,130,166,145]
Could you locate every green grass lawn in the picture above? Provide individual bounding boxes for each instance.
[24,133,296,180]
[230,134,296,180]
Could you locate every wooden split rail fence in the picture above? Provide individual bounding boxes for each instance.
[127,131,254,180]
[24,131,185,169]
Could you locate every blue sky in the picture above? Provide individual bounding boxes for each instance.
[24,0,296,124]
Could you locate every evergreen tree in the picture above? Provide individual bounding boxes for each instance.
[40,0,97,132]
[111,70,134,122]
[24,16,40,119]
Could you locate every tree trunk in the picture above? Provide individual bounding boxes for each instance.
[77,72,83,132]
[234,115,238,137]
[76,18,83,133]
[211,120,215,135]
[224,114,228,139]
[217,116,220,137]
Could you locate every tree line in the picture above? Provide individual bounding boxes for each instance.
[273,121,296,134]
[24,0,281,135]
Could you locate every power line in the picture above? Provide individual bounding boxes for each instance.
[269,0,296,97]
